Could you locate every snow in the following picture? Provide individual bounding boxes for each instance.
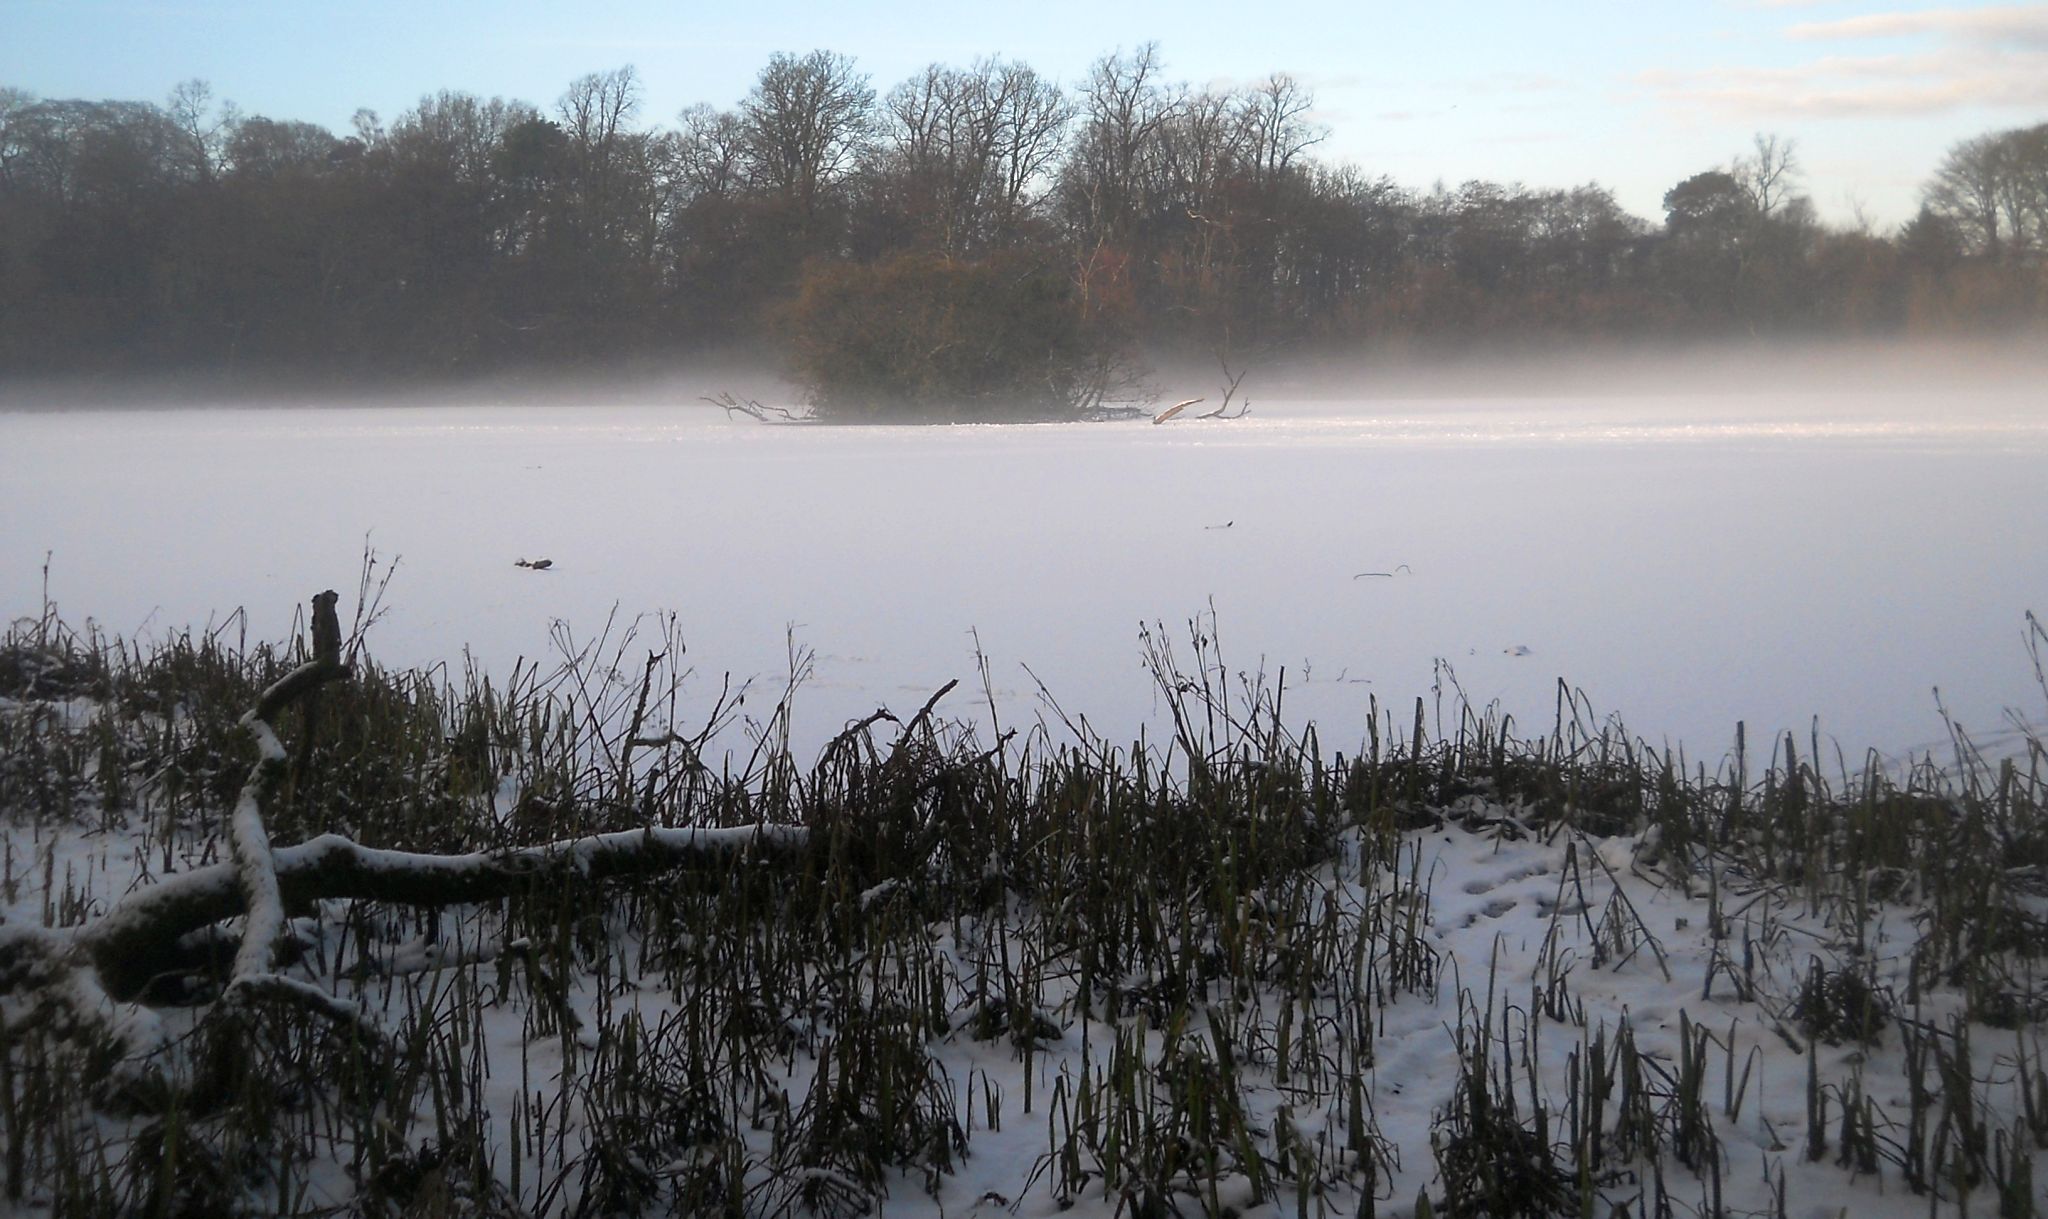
[6,793,2039,1217]
[3,382,2046,768]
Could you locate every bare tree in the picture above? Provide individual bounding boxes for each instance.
[739,49,876,219]
[881,63,970,244]
[1148,87,1248,317]
[879,57,1069,251]
[224,116,342,179]
[1989,122,2048,259]
[1237,73,1324,189]
[1063,43,1180,242]
[985,60,1070,231]
[1733,132,1800,219]
[0,87,33,189]
[1928,130,2013,259]
[557,68,641,214]
[349,106,385,149]
[551,66,677,263]
[674,103,748,202]
[391,90,535,184]
[166,78,237,184]
[1153,87,1245,218]
[2019,124,2048,249]
[558,67,641,157]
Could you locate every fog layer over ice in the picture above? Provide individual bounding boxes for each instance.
[4,357,2045,762]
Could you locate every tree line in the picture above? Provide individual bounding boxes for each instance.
[2,48,2044,389]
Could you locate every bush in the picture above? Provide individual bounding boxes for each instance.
[781,248,1143,421]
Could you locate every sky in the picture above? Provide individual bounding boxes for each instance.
[7,1,2048,228]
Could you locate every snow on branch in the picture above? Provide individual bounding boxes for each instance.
[226,590,345,990]
[79,823,807,1000]
[9,588,810,1006]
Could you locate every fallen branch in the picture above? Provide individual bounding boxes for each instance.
[76,822,808,1000]
[228,590,344,988]
[1151,355,1251,423]
[0,925,162,1045]
[4,588,816,1005]
[1198,354,1250,420]
[705,392,812,424]
[225,971,382,1045]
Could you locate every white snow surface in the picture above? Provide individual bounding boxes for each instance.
[3,382,2047,763]
[4,802,2041,1218]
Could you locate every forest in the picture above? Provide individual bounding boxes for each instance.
[2,47,2045,408]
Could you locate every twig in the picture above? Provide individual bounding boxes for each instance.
[705,392,809,423]
[1198,353,1251,419]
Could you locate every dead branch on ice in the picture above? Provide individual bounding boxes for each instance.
[1197,354,1250,420]
[1150,356,1251,423]
[705,392,813,423]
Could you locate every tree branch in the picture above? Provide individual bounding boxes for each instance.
[76,823,808,1000]
[228,591,345,987]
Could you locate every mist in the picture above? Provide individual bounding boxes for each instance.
[6,338,2043,767]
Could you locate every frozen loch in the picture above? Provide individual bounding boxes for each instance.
[4,376,2046,763]
[3,367,2047,1219]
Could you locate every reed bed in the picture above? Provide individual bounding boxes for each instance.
[0,598,2041,1218]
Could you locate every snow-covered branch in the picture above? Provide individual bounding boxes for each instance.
[77,822,808,1000]
[225,590,346,990]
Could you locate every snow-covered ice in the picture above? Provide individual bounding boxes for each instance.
[4,379,2045,764]
[4,366,2047,1217]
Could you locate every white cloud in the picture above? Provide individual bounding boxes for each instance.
[1649,73,2048,117]
[1786,5,2048,46]
[1642,5,2048,117]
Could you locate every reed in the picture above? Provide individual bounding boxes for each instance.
[0,597,2041,1216]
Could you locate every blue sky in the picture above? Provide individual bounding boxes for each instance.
[7,1,2047,227]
